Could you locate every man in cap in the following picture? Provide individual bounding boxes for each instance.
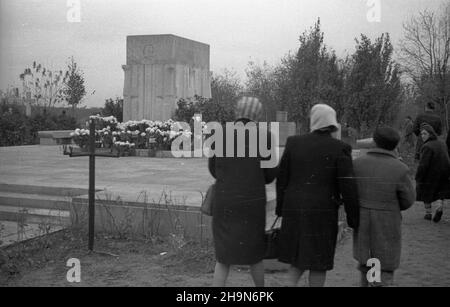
[353,127,415,286]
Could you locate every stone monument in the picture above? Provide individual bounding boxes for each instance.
[122,34,211,121]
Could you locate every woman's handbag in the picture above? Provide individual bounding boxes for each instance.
[201,184,215,216]
[265,216,281,259]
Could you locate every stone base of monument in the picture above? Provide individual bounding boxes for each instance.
[38,131,73,146]
[135,149,154,157]
[155,150,177,158]
[133,150,206,158]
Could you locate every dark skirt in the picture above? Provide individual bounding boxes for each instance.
[417,176,450,203]
[278,209,338,271]
[212,196,266,265]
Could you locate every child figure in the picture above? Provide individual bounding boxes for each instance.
[416,123,450,222]
[353,127,415,286]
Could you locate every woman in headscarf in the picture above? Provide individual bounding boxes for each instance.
[276,104,359,287]
[208,96,278,287]
[416,123,450,223]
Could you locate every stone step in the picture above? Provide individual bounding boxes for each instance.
[0,183,91,197]
[0,205,70,226]
[0,191,72,211]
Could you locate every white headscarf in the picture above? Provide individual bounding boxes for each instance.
[310,104,339,132]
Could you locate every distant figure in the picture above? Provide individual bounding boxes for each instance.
[341,123,349,137]
[57,110,69,130]
[276,104,359,287]
[416,123,450,223]
[402,116,415,149]
[413,102,442,160]
[341,123,358,146]
[353,127,415,287]
[347,124,358,141]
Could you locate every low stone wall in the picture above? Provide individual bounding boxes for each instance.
[71,196,212,241]
[70,195,348,245]
[134,149,208,158]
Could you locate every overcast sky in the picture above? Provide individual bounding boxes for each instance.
[0,0,444,107]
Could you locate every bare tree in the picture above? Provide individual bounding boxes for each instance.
[19,62,68,109]
[400,1,450,129]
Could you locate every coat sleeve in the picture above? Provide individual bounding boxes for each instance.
[415,145,433,182]
[275,137,292,217]
[397,172,416,211]
[208,157,216,179]
[337,144,360,229]
[436,119,443,136]
[264,166,278,184]
[446,133,450,156]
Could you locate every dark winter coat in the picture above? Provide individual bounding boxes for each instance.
[446,132,450,157]
[416,138,450,203]
[413,111,443,159]
[276,131,359,271]
[208,119,278,265]
[352,148,415,271]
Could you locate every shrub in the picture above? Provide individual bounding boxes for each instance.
[0,107,33,146]
[174,95,235,124]
[101,98,123,122]
[0,105,78,147]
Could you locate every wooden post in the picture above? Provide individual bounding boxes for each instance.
[67,118,119,252]
[88,118,96,251]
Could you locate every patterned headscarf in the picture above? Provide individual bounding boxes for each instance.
[235,97,263,122]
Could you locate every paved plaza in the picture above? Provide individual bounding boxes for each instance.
[0,145,277,206]
[0,145,216,207]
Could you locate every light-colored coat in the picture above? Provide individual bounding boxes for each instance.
[353,148,415,271]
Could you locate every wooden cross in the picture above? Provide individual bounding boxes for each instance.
[65,118,119,251]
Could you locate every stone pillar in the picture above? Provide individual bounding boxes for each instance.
[122,65,132,122]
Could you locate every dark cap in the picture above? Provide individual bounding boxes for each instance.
[373,127,401,151]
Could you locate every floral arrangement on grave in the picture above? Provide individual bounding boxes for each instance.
[70,115,205,153]
[112,141,135,156]
[70,128,90,149]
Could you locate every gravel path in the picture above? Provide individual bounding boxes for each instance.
[3,201,449,287]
